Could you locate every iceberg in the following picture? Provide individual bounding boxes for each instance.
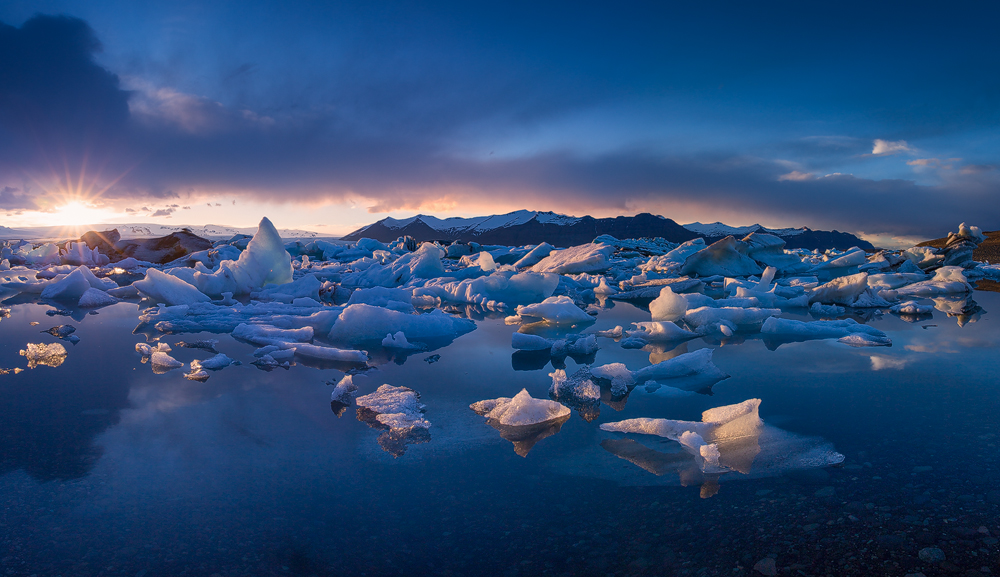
[895,266,972,297]
[191,217,293,296]
[330,375,359,416]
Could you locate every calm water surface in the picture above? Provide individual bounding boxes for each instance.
[1,292,999,576]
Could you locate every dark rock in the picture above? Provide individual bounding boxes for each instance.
[80,229,121,254]
[112,231,213,264]
[917,547,946,563]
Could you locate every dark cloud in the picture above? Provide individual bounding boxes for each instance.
[0,185,38,209]
[151,208,173,217]
[0,15,129,167]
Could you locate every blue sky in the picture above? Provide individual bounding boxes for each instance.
[0,1,998,241]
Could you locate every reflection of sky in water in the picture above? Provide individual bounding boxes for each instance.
[1,292,999,574]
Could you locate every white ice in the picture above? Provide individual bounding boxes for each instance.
[515,296,594,326]
[472,388,571,426]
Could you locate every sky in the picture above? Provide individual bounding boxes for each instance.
[0,1,998,244]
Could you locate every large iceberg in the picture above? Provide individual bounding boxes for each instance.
[191,217,293,296]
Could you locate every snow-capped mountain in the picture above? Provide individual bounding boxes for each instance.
[345,210,874,250]
[683,221,806,238]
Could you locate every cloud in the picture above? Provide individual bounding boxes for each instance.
[0,186,38,209]
[0,15,998,238]
[871,139,914,156]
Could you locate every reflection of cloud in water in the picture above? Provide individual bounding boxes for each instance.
[870,355,908,370]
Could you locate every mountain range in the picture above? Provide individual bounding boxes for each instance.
[343,210,875,251]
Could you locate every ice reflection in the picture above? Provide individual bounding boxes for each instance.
[932,296,984,326]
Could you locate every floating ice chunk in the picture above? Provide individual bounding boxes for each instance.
[633,348,728,384]
[20,342,67,368]
[135,268,211,306]
[107,285,140,299]
[741,233,807,272]
[135,342,171,356]
[593,325,624,338]
[851,287,892,308]
[810,247,867,271]
[232,323,314,346]
[548,368,601,420]
[591,362,635,396]
[680,237,763,277]
[184,365,210,381]
[601,398,762,444]
[511,331,553,351]
[150,351,183,372]
[531,243,613,274]
[39,268,92,301]
[516,296,594,326]
[328,304,475,344]
[890,301,934,315]
[43,324,75,339]
[289,342,368,363]
[347,287,414,309]
[895,266,972,296]
[78,287,119,308]
[867,272,928,290]
[550,334,598,357]
[761,317,890,345]
[192,217,293,296]
[513,242,555,269]
[470,388,571,456]
[198,353,236,370]
[649,286,687,321]
[683,306,779,331]
[355,384,432,457]
[809,302,845,317]
[903,246,944,270]
[593,277,618,295]
[330,375,359,405]
[416,271,559,308]
[357,384,430,430]
[252,274,322,302]
[809,272,869,305]
[473,388,571,426]
[382,331,421,349]
[344,242,446,288]
[627,321,697,341]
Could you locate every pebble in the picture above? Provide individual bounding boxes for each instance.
[753,557,777,576]
[814,486,835,498]
[917,547,946,563]
[912,466,933,473]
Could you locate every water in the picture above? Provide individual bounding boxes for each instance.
[1,292,999,576]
